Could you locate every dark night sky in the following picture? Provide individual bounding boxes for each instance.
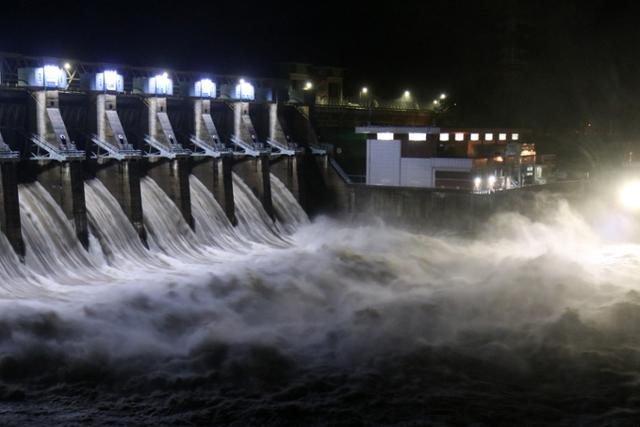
[2,0,640,132]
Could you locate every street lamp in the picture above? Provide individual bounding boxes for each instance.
[403,90,411,98]
[433,99,439,105]
[440,93,447,100]
[304,81,313,90]
[361,86,368,95]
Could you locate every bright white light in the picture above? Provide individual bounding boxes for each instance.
[64,63,71,70]
[377,132,394,140]
[361,87,368,94]
[235,80,255,100]
[499,133,507,141]
[433,100,439,105]
[455,132,464,141]
[488,175,496,187]
[195,78,216,97]
[151,73,173,95]
[474,176,482,187]
[304,81,313,90]
[408,132,426,141]
[512,133,519,140]
[619,181,640,210]
[470,133,479,141]
[440,93,446,100]
[404,90,410,98]
[485,133,494,141]
[439,133,449,141]
[102,70,123,92]
[43,65,65,88]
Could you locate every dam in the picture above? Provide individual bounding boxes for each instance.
[0,58,329,265]
[0,53,558,268]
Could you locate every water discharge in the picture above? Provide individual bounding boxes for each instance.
[0,181,639,425]
[270,173,309,233]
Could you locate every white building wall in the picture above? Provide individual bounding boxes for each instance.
[366,139,401,186]
[400,158,433,187]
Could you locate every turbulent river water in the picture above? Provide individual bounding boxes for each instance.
[0,178,639,426]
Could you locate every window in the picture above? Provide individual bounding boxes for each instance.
[512,133,519,140]
[408,133,427,141]
[499,133,507,141]
[485,133,493,141]
[439,133,450,141]
[455,133,464,141]
[377,132,394,140]
[470,133,479,141]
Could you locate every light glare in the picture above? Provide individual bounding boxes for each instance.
[619,181,640,210]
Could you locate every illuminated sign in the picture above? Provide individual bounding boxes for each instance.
[43,65,65,88]
[93,70,124,92]
[150,73,173,95]
[408,133,427,141]
[18,66,66,88]
[193,78,216,98]
[234,79,255,100]
[439,133,449,141]
[377,132,394,140]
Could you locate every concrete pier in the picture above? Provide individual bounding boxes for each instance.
[0,143,24,257]
[142,95,194,228]
[230,101,274,218]
[94,159,146,242]
[191,99,236,224]
[233,154,274,218]
[192,156,236,225]
[34,160,89,247]
[270,154,306,208]
[146,157,193,228]
[30,90,89,248]
[90,93,147,244]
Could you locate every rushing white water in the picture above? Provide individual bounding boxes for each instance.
[189,175,247,251]
[140,176,211,260]
[232,172,289,247]
[18,182,106,283]
[85,179,157,267]
[5,177,639,425]
[270,173,309,234]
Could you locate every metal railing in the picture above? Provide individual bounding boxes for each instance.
[190,135,231,158]
[143,135,191,159]
[91,135,141,160]
[30,134,85,161]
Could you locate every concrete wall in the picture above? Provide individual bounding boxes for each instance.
[0,162,24,257]
[191,156,236,225]
[34,160,89,248]
[270,154,305,208]
[94,159,147,245]
[146,158,194,229]
[233,154,273,218]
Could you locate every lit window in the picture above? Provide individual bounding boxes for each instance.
[485,133,493,141]
[377,132,394,140]
[409,133,427,141]
[455,133,464,141]
[499,133,507,141]
[512,133,519,140]
[439,133,450,141]
[470,133,479,141]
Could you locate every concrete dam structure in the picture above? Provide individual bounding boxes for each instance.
[0,63,326,262]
